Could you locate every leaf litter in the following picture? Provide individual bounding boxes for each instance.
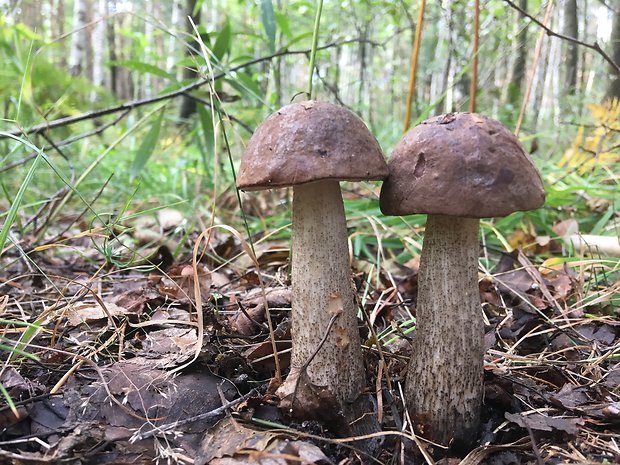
[0,207,618,464]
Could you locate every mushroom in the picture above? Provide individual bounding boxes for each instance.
[379,112,545,449]
[237,101,388,434]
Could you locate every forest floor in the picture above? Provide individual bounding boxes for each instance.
[0,206,618,465]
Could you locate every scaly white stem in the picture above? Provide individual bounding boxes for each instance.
[290,180,366,405]
[405,214,483,449]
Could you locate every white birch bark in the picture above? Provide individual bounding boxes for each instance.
[143,0,155,98]
[167,0,183,78]
[90,0,106,101]
[69,0,88,76]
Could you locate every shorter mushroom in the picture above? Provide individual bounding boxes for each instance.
[380,112,545,449]
[237,101,388,436]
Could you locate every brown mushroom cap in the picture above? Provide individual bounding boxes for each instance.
[380,112,545,218]
[237,101,388,191]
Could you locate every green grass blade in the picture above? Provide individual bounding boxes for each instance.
[0,384,18,417]
[130,108,166,179]
[213,20,232,61]
[0,133,43,255]
[260,0,277,52]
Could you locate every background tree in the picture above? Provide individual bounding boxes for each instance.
[179,0,200,120]
[563,0,579,95]
[68,0,87,76]
[607,0,620,99]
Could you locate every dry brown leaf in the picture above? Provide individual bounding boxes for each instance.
[505,412,584,434]
[276,368,349,434]
[67,301,127,326]
[197,417,332,465]
[141,327,198,367]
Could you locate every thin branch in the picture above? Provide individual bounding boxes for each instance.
[130,388,258,442]
[0,39,377,140]
[180,93,253,133]
[403,0,426,132]
[0,110,130,173]
[515,0,555,136]
[504,0,620,74]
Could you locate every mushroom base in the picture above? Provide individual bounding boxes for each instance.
[404,214,483,450]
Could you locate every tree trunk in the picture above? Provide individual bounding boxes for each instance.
[143,0,155,99]
[106,0,118,96]
[607,0,620,100]
[357,22,369,110]
[20,1,42,36]
[54,0,67,68]
[508,0,528,109]
[90,0,106,101]
[404,215,483,450]
[564,0,578,94]
[441,0,455,113]
[84,0,94,81]
[167,0,183,76]
[179,0,200,120]
[68,0,88,76]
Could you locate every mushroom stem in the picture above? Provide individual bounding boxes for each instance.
[290,180,366,405]
[405,214,483,448]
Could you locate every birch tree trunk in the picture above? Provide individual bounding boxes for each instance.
[508,0,528,108]
[167,0,183,78]
[179,0,200,119]
[90,0,106,101]
[69,0,88,76]
[84,0,93,81]
[607,0,620,100]
[143,0,155,98]
[106,0,118,96]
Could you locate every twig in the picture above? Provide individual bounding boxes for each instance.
[304,312,340,370]
[524,422,545,465]
[504,0,620,74]
[403,0,426,132]
[130,389,258,442]
[0,110,130,173]
[235,301,269,332]
[180,93,253,133]
[515,0,555,136]
[27,132,75,236]
[288,311,341,409]
[0,39,379,140]
[41,174,113,245]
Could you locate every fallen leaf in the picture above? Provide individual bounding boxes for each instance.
[546,272,573,302]
[158,264,211,302]
[197,417,333,465]
[505,412,584,434]
[550,383,590,409]
[276,368,349,434]
[140,327,198,367]
[67,301,127,326]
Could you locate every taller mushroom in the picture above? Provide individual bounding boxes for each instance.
[380,113,545,449]
[237,101,388,434]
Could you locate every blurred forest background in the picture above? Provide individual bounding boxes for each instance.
[1,0,618,239]
[1,0,619,216]
[1,0,619,298]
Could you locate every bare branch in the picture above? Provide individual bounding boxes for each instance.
[504,0,620,74]
[0,110,130,173]
[0,39,378,140]
[130,388,258,442]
